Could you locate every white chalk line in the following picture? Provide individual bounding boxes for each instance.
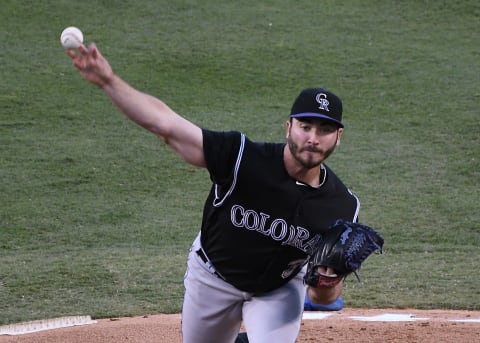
[302,311,480,323]
[0,315,97,336]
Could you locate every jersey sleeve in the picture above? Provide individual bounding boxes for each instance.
[202,129,243,185]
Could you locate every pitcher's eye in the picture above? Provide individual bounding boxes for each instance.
[318,126,337,133]
[300,124,312,131]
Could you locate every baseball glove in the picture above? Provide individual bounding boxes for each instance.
[304,220,384,288]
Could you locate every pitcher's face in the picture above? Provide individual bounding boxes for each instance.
[286,118,342,169]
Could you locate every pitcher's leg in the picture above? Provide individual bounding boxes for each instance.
[182,235,244,343]
[242,272,306,343]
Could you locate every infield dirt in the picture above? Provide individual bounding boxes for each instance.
[0,308,478,343]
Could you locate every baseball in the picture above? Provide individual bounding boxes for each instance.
[60,26,84,49]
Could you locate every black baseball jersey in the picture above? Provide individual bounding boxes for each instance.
[200,129,360,293]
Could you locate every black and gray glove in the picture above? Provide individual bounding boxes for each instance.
[304,220,384,288]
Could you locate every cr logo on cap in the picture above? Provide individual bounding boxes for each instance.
[315,93,330,112]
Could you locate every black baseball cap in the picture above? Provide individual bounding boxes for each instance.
[290,88,344,128]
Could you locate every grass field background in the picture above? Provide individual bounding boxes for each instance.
[1,0,479,325]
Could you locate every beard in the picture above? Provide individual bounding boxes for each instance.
[287,137,337,169]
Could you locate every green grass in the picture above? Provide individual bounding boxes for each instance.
[1,0,479,325]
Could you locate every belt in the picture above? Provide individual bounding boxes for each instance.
[196,248,225,280]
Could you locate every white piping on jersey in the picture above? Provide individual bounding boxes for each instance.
[212,133,246,207]
[349,190,361,222]
[295,164,327,188]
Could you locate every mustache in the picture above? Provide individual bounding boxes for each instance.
[303,145,323,153]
